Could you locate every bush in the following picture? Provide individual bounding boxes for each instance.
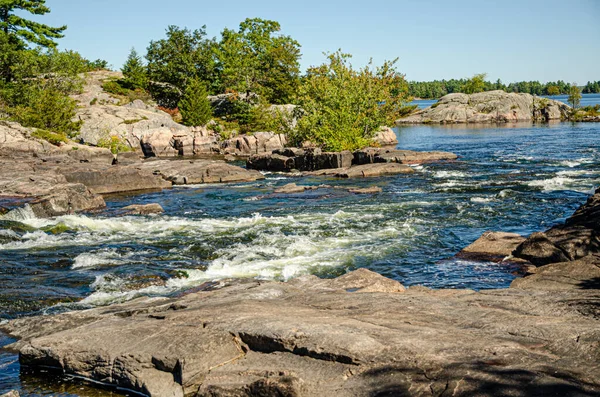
[289,51,410,151]
[97,135,131,155]
[31,129,68,146]
[178,78,212,126]
[7,84,82,135]
[102,79,152,105]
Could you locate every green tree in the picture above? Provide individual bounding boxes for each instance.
[0,0,66,82]
[290,51,409,151]
[121,48,147,89]
[461,73,487,94]
[568,83,581,109]
[547,85,560,96]
[146,25,219,107]
[217,18,301,104]
[178,78,212,126]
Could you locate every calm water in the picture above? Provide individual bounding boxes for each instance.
[412,92,600,109]
[1,121,600,395]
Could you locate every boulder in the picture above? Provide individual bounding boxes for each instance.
[122,203,165,215]
[4,269,600,397]
[514,186,600,265]
[372,126,398,146]
[397,91,571,124]
[136,160,265,185]
[348,186,382,194]
[221,132,287,156]
[457,231,526,262]
[274,183,308,194]
[29,183,106,217]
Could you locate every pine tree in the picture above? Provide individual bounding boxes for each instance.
[178,78,212,127]
[122,48,147,89]
[0,0,66,82]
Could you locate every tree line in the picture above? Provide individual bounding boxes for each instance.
[409,76,600,99]
[0,0,412,151]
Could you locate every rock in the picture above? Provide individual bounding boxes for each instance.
[0,390,20,397]
[354,148,458,165]
[4,269,600,397]
[513,232,570,266]
[372,126,398,146]
[122,203,165,215]
[397,91,571,124]
[274,183,308,194]
[511,255,600,291]
[335,163,415,178]
[29,183,106,217]
[61,166,172,195]
[136,160,265,185]
[221,132,287,156]
[457,231,526,262]
[348,186,382,194]
[514,187,600,265]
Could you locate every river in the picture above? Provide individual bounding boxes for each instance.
[1,121,600,395]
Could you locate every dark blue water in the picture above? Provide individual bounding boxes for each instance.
[1,121,600,395]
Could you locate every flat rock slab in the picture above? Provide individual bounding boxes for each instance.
[354,148,458,165]
[457,231,526,262]
[4,269,599,397]
[511,255,600,291]
[136,160,265,185]
[307,163,415,178]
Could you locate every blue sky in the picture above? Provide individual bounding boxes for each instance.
[34,0,600,83]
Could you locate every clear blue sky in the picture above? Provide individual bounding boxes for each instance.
[35,0,600,83]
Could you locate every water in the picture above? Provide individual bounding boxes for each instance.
[412,93,600,109]
[1,121,600,395]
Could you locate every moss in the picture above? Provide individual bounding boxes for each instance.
[122,116,148,125]
[31,129,68,146]
[89,97,98,106]
[41,223,73,235]
[0,220,36,234]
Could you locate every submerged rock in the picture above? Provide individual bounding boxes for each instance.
[397,91,570,124]
[3,268,599,396]
[0,390,20,397]
[122,203,165,215]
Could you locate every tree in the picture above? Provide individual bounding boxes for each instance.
[568,83,581,109]
[547,85,560,96]
[178,78,212,126]
[146,25,219,107]
[122,48,147,89]
[290,51,409,151]
[217,18,301,104]
[461,73,487,94]
[0,0,66,82]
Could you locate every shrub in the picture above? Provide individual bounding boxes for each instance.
[97,135,131,155]
[178,78,212,126]
[289,51,410,151]
[31,129,68,146]
[8,84,82,135]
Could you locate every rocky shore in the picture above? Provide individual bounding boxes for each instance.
[397,91,571,124]
[1,185,599,396]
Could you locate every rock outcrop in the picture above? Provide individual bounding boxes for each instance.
[220,132,287,157]
[513,186,600,266]
[456,231,526,262]
[122,203,165,215]
[136,160,265,185]
[3,267,599,397]
[247,147,457,174]
[397,91,571,124]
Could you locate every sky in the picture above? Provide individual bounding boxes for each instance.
[31,0,600,83]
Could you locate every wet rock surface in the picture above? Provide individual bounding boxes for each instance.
[457,231,526,262]
[3,267,599,397]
